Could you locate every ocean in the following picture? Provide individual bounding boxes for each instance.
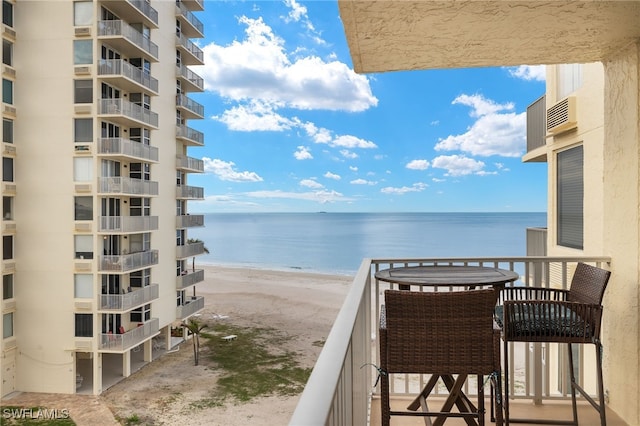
[189,212,547,276]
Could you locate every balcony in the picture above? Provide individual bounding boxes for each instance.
[100,0,158,28]
[98,59,159,95]
[98,138,159,162]
[99,317,159,352]
[98,176,159,196]
[99,250,159,273]
[176,214,204,229]
[523,95,547,163]
[291,256,617,425]
[181,0,204,12]
[176,296,205,320]
[176,1,204,38]
[99,283,159,312]
[98,98,159,129]
[176,269,205,290]
[176,241,206,259]
[176,33,204,65]
[176,124,204,147]
[98,20,159,62]
[176,93,204,119]
[176,184,204,200]
[98,216,159,233]
[176,64,204,92]
[176,155,204,173]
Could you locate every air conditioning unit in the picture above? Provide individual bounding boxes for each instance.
[546,96,577,134]
[75,27,91,36]
[74,66,91,75]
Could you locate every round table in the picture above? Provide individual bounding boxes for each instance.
[375,265,520,289]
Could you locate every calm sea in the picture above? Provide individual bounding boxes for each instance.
[189,212,546,276]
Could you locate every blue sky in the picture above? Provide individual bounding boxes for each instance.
[188,0,548,213]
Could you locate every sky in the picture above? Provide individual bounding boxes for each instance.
[187,0,548,213]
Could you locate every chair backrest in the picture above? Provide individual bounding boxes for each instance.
[568,263,611,305]
[383,288,497,375]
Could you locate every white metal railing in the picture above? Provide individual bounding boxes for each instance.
[176,242,205,259]
[176,33,204,63]
[98,59,158,93]
[99,317,159,351]
[127,0,158,25]
[99,284,159,311]
[291,256,612,425]
[98,20,158,60]
[176,184,204,199]
[98,176,159,196]
[98,215,159,233]
[176,1,204,35]
[176,269,205,289]
[176,64,204,91]
[98,137,159,162]
[99,250,159,273]
[176,296,205,319]
[176,155,204,172]
[98,98,159,128]
[176,124,204,146]
[176,93,204,117]
[176,214,204,228]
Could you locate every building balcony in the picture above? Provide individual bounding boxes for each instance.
[176,214,204,229]
[98,138,159,163]
[99,250,159,273]
[99,317,159,352]
[176,184,204,200]
[98,215,159,233]
[291,256,619,426]
[98,20,159,62]
[176,64,204,92]
[176,155,204,173]
[176,269,205,290]
[98,98,159,129]
[98,176,159,196]
[523,95,547,163]
[176,241,206,259]
[99,283,159,312]
[176,1,204,38]
[98,59,159,95]
[176,124,204,147]
[176,296,205,320]
[181,0,204,12]
[176,93,205,119]
[176,33,204,65]
[99,0,158,28]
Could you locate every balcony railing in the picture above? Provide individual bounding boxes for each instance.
[176,1,204,38]
[176,214,204,228]
[177,269,205,290]
[100,0,159,28]
[176,124,204,146]
[99,283,159,311]
[176,184,204,200]
[176,296,205,320]
[98,20,159,61]
[176,93,204,119]
[176,33,204,65]
[98,59,159,94]
[176,155,204,172]
[181,0,204,11]
[98,98,159,128]
[291,256,612,426]
[525,95,547,161]
[98,138,159,162]
[176,64,204,92]
[98,215,159,233]
[99,317,159,352]
[177,241,206,259]
[99,250,159,273]
[98,176,159,196]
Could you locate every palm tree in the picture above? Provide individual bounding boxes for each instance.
[183,317,207,366]
[186,238,210,272]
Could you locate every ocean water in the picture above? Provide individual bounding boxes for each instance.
[189,212,547,276]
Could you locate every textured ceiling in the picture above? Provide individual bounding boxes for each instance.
[338,1,640,73]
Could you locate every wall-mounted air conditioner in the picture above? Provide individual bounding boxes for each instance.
[546,96,577,134]
[75,27,91,36]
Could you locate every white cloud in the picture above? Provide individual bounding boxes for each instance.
[324,171,341,180]
[329,135,377,149]
[283,0,307,23]
[294,146,313,160]
[406,159,430,170]
[380,182,428,195]
[300,179,324,189]
[213,100,296,131]
[351,178,377,185]
[431,155,486,176]
[203,158,264,182]
[349,166,358,172]
[340,149,358,159]
[434,94,525,157]
[245,189,349,204]
[507,65,546,82]
[432,177,446,183]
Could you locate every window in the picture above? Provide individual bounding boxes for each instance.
[2,157,13,182]
[2,274,12,299]
[130,268,150,288]
[2,78,12,104]
[131,304,151,322]
[557,64,582,100]
[74,40,93,65]
[3,118,13,143]
[2,196,12,220]
[74,274,93,298]
[129,128,150,146]
[557,145,584,249]
[3,312,12,339]
[3,39,12,66]
[74,79,93,104]
[2,235,12,260]
[74,157,93,182]
[74,1,93,26]
[74,118,93,142]
[75,314,93,337]
[130,198,150,216]
[74,196,93,220]
[74,235,93,259]
[129,162,150,181]
[2,1,13,27]
[129,232,150,252]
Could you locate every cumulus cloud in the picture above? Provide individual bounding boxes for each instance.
[324,171,341,180]
[406,159,430,170]
[351,178,377,185]
[294,146,313,160]
[340,149,358,159]
[203,158,264,182]
[507,65,546,82]
[431,155,486,177]
[213,100,297,131]
[380,182,428,195]
[299,179,324,189]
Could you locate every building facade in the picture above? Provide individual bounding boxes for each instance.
[0,0,206,396]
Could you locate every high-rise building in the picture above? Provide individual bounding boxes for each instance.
[0,0,206,396]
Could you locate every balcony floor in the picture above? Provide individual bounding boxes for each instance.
[371,396,627,425]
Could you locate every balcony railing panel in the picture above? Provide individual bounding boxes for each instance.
[98,176,159,196]
[99,317,159,352]
[176,93,204,119]
[99,250,159,273]
[176,155,204,172]
[98,59,158,94]
[176,34,204,65]
[176,64,204,92]
[176,214,204,228]
[98,98,159,128]
[100,0,158,27]
[177,269,205,289]
[176,296,205,319]
[176,185,204,199]
[176,124,204,146]
[291,256,612,426]
[527,95,547,154]
[98,215,159,233]
[176,242,205,259]
[98,20,159,61]
[176,1,204,38]
[98,138,158,162]
[99,283,159,311]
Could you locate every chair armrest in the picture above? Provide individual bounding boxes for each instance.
[379,304,387,330]
[500,286,569,303]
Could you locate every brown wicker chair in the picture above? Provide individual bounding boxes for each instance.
[497,262,611,425]
[380,288,503,426]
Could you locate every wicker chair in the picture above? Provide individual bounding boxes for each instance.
[497,262,611,425]
[380,288,503,426]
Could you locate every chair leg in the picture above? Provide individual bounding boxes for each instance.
[596,343,607,426]
[493,371,504,426]
[567,343,579,426]
[478,374,485,426]
[503,340,510,425]
[381,371,390,426]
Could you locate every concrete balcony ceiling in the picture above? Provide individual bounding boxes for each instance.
[338,1,640,73]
